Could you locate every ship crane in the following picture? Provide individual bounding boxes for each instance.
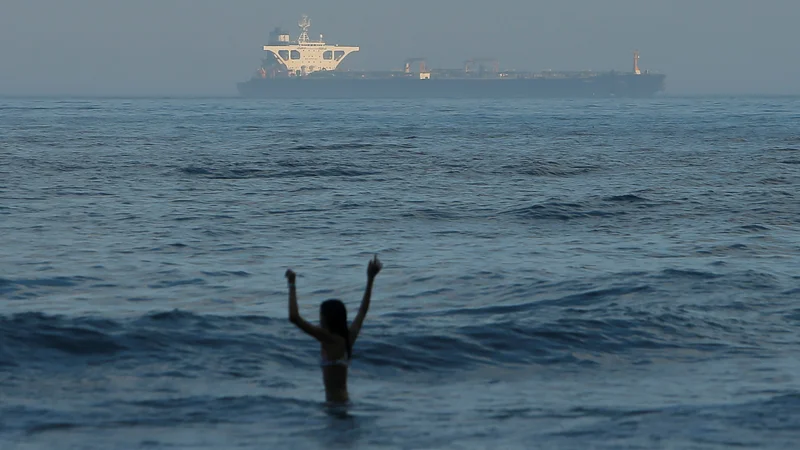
[464,57,499,74]
[404,57,428,73]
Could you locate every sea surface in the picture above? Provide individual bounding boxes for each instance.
[1,96,800,449]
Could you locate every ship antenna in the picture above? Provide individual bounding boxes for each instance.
[298,14,311,44]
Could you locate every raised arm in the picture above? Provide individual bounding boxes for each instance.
[349,255,382,343]
[286,269,342,345]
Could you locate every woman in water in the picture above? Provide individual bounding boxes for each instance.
[285,255,382,403]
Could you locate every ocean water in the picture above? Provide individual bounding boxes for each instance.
[1,96,800,449]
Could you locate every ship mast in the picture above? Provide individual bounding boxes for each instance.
[298,15,311,44]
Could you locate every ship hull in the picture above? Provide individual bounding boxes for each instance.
[236,74,666,99]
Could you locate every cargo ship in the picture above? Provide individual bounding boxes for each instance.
[236,15,666,99]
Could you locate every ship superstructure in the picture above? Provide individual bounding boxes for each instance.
[258,15,359,78]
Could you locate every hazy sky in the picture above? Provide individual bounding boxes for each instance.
[1,0,798,95]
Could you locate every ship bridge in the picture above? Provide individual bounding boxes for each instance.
[262,15,359,76]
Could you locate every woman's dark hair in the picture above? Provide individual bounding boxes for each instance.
[320,299,351,359]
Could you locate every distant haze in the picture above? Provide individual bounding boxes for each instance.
[1,0,798,96]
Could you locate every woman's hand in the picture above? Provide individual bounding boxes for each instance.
[367,255,382,280]
[285,269,296,285]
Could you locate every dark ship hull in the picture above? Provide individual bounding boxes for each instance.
[236,72,666,99]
